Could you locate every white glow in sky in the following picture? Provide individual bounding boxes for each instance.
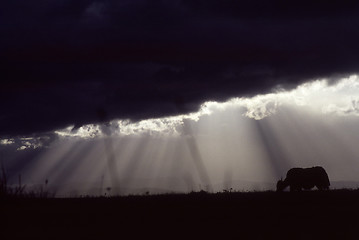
[50,74,359,139]
[0,138,14,145]
[2,75,359,195]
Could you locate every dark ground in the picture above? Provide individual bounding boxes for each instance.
[1,190,359,239]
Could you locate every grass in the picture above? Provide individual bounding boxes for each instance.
[1,189,359,239]
[0,162,53,199]
[0,162,26,198]
[1,159,357,239]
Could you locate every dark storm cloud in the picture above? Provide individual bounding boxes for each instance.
[2,0,359,136]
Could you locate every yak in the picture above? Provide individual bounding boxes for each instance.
[276,166,330,192]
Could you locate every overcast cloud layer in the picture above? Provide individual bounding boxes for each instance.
[2,0,359,136]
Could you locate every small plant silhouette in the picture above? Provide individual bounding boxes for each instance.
[0,162,54,198]
[0,162,26,198]
[0,161,8,197]
[223,188,233,193]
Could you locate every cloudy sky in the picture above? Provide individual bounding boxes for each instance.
[1,1,359,196]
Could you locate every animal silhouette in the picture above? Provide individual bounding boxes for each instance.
[277,166,330,192]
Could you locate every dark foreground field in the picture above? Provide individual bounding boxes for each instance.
[2,190,359,239]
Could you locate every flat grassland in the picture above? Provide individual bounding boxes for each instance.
[2,190,359,239]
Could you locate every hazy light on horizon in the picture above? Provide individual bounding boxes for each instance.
[2,75,359,196]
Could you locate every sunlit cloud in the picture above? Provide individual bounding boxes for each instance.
[240,74,359,119]
[5,74,359,154]
[322,99,359,116]
[54,102,213,139]
[0,138,15,145]
[16,139,42,151]
[55,124,104,139]
[49,74,359,141]
[3,74,359,196]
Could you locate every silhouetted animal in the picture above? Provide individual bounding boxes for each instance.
[276,166,330,192]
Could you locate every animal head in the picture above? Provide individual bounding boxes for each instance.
[276,178,285,192]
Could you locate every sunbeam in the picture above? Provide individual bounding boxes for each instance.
[2,75,359,195]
